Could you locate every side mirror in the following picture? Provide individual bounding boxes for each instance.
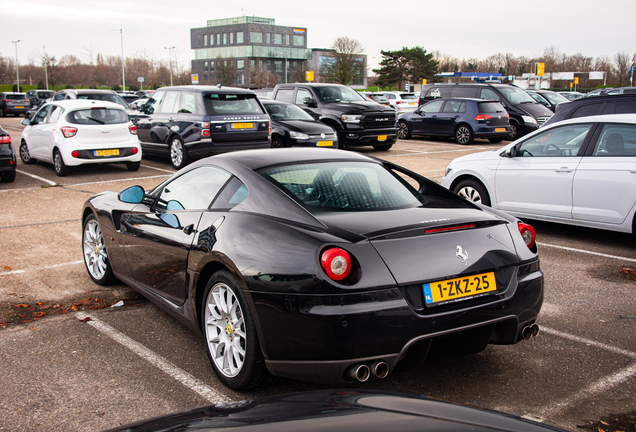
[21,118,31,126]
[502,146,517,158]
[118,185,145,203]
[303,97,317,108]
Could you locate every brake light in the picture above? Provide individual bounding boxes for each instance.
[61,127,78,138]
[474,114,492,121]
[128,124,137,135]
[202,121,210,137]
[425,224,476,234]
[518,222,536,249]
[0,135,11,144]
[132,147,138,155]
[321,247,352,281]
[3,99,9,102]
[71,150,79,158]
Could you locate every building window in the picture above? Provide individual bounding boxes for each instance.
[210,61,215,72]
[250,32,262,43]
[237,32,244,43]
[275,61,282,72]
[216,34,220,45]
[204,61,208,70]
[266,33,270,44]
[293,35,304,46]
[237,60,244,70]
[250,60,255,70]
[274,34,282,45]
[204,35,208,46]
[285,34,290,46]
[210,34,214,45]
[230,33,234,44]
[223,33,227,44]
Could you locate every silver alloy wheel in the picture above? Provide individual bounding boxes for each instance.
[20,142,31,162]
[54,152,63,173]
[170,138,184,168]
[457,185,482,203]
[204,282,246,378]
[83,218,109,280]
[397,121,409,139]
[456,126,471,144]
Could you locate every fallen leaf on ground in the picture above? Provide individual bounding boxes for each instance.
[13,304,30,308]
[32,312,46,318]
[78,316,92,323]
[4,266,12,270]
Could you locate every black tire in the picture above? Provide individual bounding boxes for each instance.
[53,149,69,176]
[453,178,491,206]
[20,141,36,164]
[126,161,141,171]
[0,170,16,182]
[373,143,393,151]
[397,120,411,139]
[169,136,190,170]
[270,136,285,148]
[488,137,504,143]
[82,213,117,286]
[508,122,521,141]
[202,270,273,390]
[455,125,474,145]
[0,109,5,117]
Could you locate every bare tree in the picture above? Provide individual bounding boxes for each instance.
[321,36,365,85]
[215,56,237,86]
[614,51,631,86]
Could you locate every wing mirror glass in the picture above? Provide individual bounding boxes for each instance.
[21,118,31,126]
[118,185,145,203]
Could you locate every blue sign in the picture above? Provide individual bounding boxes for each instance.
[404,81,409,92]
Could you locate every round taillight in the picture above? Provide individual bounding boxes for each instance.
[518,222,536,249]
[71,150,79,158]
[132,147,138,154]
[321,247,352,281]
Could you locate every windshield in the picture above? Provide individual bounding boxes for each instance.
[543,92,569,105]
[36,91,55,99]
[259,161,424,212]
[399,93,418,100]
[265,103,314,121]
[315,86,366,104]
[529,93,549,105]
[496,87,536,104]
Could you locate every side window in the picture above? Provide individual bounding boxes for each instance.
[276,88,295,103]
[295,88,313,105]
[47,106,64,123]
[144,92,165,115]
[480,89,500,102]
[54,93,64,101]
[159,91,180,114]
[592,124,636,156]
[452,87,478,98]
[425,87,451,99]
[212,177,249,209]
[442,100,465,113]
[33,105,51,124]
[156,166,232,211]
[570,104,601,119]
[601,102,615,114]
[614,100,636,114]
[178,92,199,114]
[385,94,396,100]
[516,124,593,157]
[420,100,444,113]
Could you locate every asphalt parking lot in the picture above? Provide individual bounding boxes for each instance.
[0,115,634,432]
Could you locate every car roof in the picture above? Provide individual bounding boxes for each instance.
[155,85,256,94]
[46,100,127,110]
[547,112,636,127]
[60,89,118,94]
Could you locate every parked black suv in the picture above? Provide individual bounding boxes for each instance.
[272,83,397,150]
[132,85,271,169]
[419,83,553,140]
[542,93,636,127]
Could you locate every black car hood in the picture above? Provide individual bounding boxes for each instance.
[275,120,335,134]
[516,102,553,117]
[323,101,395,114]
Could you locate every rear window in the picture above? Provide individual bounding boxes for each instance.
[570,103,601,119]
[203,93,265,115]
[4,94,26,100]
[259,161,423,212]
[66,108,129,125]
[478,102,506,113]
[76,93,128,109]
[399,93,418,100]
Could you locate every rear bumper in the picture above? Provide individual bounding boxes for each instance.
[251,262,544,384]
[3,107,29,115]
[61,145,142,166]
[474,125,510,138]
[186,139,271,158]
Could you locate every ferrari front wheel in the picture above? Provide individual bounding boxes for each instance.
[202,270,272,390]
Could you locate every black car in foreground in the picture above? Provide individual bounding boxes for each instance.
[262,99,338,148]
[398,98,510,144]
[132,86,271,169]
[0,125,16,182]
[104,389,565,432]
[82,148,543,390]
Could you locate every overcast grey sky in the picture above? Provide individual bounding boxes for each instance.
[1,0,634,73]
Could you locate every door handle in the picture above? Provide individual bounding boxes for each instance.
[168,117,174,122]
[183,224,194,235]
[555,167,574,173]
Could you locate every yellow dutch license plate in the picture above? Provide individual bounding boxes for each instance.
[316,141,333,147]
[16,106,24,109]
[423,271,497,306]
[495,127,507,132]
[409,102,416,105]
[377,135,387,141]
[231,122,253,129]
[94,149,120,157]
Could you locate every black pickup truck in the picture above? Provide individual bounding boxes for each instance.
[271,83,397,150]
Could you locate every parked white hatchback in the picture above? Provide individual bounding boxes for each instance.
[441,114,636,234]
[20,100,141,176]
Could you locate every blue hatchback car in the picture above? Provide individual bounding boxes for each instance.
[397,98,510,144]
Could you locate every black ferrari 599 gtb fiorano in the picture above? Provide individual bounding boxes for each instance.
[82,148,543,390]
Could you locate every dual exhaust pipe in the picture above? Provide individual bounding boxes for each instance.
[521,323,540,340]
[346,361,389,382]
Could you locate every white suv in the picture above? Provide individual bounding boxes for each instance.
[379,92,419,113]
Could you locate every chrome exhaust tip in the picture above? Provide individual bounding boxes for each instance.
[522,326,533,340]
[531,323,539,337]
[369,361,389,379]
[346,364,370,382]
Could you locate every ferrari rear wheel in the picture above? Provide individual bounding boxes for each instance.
[202,270,272,390]
[82,214,117,285]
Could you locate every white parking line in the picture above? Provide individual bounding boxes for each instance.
[15,169,57,186]
[141,164,175,174]
[386,147,492,157]
[68,174,169,187]
[0,260,83,276]
[541,326,636,360]
[538,242,636,263]
[76,312,230,405]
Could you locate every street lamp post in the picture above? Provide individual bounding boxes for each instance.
[111,29,125,91]
[164,46,175,86]
[11,40,20,92]
[36,45,48,89]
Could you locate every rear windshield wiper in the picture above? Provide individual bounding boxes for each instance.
[86,117,105,124]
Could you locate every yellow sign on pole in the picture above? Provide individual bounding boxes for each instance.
[191,74,199,84]
[306,71,314,82]
[422,79,427,85]
[570,82,574,88]
[535,63,545,76]
[574,77,579,84]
